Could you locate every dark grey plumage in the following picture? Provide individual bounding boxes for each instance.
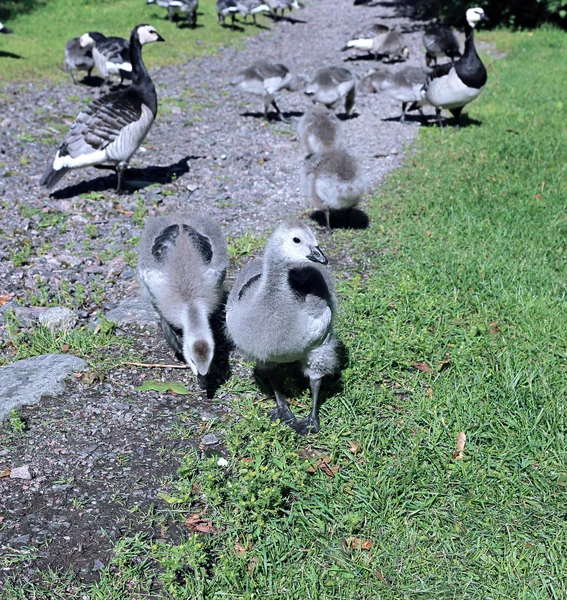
[423,24,461,66]
[217,0,239,27]
[40,24,164,192]
[64,36,95,84]
[138,214,228,388]
[237,0,271,24]
[81,32,132,85]
[304,67,356,118]
[226,221,338,434]
[147,0,199,27]
[341,23,390,60]
[378,31,410,63]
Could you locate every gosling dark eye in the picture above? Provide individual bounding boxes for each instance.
[293,237,300,244]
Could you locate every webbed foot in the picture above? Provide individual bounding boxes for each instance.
[269,405,297,426]
[290,415,320,436]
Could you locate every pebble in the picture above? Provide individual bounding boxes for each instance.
[201,433,219,446]
[10,465,32,480]
[38,307,77,332]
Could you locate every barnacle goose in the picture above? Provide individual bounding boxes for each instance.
[423,24,461,66]
[40,24,164,193]
[418,7,488,127]
[226,221,339,434]
[147,0,199,27]
[237,0,271,24]
[217,0,240,27]
[80,31,132,86]
[138,214,227,389]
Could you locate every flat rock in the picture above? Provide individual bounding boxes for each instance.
[38,307,77,331]
[0,354,87,422]
[105,296,159,327]
[202,433,219,446]
[10,465,32,480]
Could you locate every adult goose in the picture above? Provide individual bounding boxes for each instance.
[138,214,227,389]
[231,60,303,121]
[147,0,199,27]
[40,24,164,192]
[422,24,461,66]
[226,221,339,435]
[217,0,240,27]
[80,31,132,85]
[64,36,95,84]
[237,0,271,24]
[419,7,488,127]
[304,67,356,118]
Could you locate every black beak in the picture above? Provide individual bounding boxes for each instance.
[480,14,489,22]
[156,33,165,42]
[307,245,328,265]
[197,373,208,390]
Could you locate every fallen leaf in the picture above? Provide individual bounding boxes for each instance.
[425,229,432,236]
[0,467,10,478]
[135,379,190,395]
[345,537,373,550]
[411,361,434,374]
[453,432,466,460]
[247,556,258,574]
[437,354,451,372]
[535,194,542,200]
[348,441,362,455]
[234,540,252,557]
[184,513,217,535]
[0,294,10,307]
[489,322,501,335]
[317,456,339,477]
[73,372,84,379]
[426,387,434,398]
[61,343,70,352]
[241,457,254,464]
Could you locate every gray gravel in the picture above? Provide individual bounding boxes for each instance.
[0,0,433,584]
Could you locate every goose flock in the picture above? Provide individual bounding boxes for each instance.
[2,2,489,434]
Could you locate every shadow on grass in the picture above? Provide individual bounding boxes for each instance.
[0,50,23,59]
[49,155,194,199]
[309,207,370,230]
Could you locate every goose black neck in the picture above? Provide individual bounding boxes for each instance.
[455,20,487,89]
[129,29,157,114]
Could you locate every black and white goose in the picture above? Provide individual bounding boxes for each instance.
[40,24,164,192]
[422,24,461,66]
[217,0,240,27]
[147,0,199,27]
[419,7,488,127]
[80,31,132,85]
[0,22,13,34]
[237,0,271,24]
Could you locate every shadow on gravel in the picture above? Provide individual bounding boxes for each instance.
[266,14,307,24]
[337,112,360,121]
[50,156,193,199]
[220,23,246,32]
[240,110,304,121]
[309,207,370,230]
[0,50,23,59]
[382,114,427,125]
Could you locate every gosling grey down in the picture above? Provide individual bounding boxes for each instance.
[342,23,390,60]
[64,36,95,84]
[40,24,164,192]
[226,221,339,434]
[147,0,199,27]
[138,214,228,388]
[80,31,132,85]
[304,66,356,118]
[422,24,461,66]
[297,106,344,155]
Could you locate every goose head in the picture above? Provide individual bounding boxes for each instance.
[135,24,165,45]
[79,32,96,48]
[466,7,489,28]
[183,329,214,389]
[267,222,328,266]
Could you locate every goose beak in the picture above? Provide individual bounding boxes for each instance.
[197,373,208,390]
[156,33,165,42]
[307,245,328,265]
[480,13,489,22]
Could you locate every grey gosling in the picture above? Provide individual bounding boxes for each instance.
[147,0,199,27]
[378,30,410,63]
[417,7,488,128]
[423,24,461,66]
[303,149,365,229]
[296,106,343,155]
[342,23,390,60]
[378,67,430,123]
[231,60,302,121]
[80,32,132,86]
[217,0,240,28]
[139,214,228,389]
[40,25,164,192]
[226,221,338,434]
[64,36,95,84]
[237,0,271,24]
[304,66,356,118]
[358,68,389,93]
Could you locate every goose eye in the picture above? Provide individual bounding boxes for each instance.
[293,237,300,244]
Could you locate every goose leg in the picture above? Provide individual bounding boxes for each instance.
[116,161,128,193]
[324,209,331,231]
[291,377,321,435]
[271,99,289,122]
[400,102,407,123]
[344,87,356,118]
[450,107,463,128]
[435,107,444,129]
[266,368,297,426]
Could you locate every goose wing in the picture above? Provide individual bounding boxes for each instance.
[97,36,129,64]
[328,67,353,84]
[54,89,145,160]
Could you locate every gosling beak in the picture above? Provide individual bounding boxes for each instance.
[156,33,165,42]
[197,373,208,390]
[307,245,328,265]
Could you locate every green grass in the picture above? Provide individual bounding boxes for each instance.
[0,0,258,83]
[2,26,567,600]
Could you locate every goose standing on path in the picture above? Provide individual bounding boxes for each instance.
[378,30,410,63]
[217,0,240,27]
[64,36,95,84]
[418,7,488,127]
[40,24,164,192]
[138,214,228,389]
[147,0,199,27]
[237,0,271,24]
[80,32,132,86]
[231,60,303,121]
[304,67,356,118]
[423,24,461,66]
[303,149,365,229]
[342,23,390,61]
[0,22,13,34]
[226,222,339,435]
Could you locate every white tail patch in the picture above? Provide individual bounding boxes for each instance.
[347,38,373,51]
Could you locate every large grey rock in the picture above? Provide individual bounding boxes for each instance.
[38,307,77,331]
[105,296,158,327]
[0,354,87,422]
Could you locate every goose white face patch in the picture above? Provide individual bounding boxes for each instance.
[466,7,486,27]
[80,33,94,48]
[138,25,159,45]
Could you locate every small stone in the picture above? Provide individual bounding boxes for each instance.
[13,306,47,327]
[217,457,228,467]
[39,307,77,331]
[10,465,32,480]
[201,433,219,446]
[106,296,159,327]
[92,559,105,571]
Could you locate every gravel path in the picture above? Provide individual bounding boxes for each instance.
[0,0,429,584]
